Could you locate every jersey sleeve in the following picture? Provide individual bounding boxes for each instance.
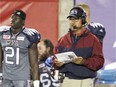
[23,28,41,48]
[87,22,106,42]
[0,26,10,43]
[0,26,10,35]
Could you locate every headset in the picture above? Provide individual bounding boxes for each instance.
[70,7,87,25]
[81,10,86,25]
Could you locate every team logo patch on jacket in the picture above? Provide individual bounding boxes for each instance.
[17,36,24,41]
[3,35,10,39]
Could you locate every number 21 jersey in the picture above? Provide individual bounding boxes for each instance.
[0,26,41,80]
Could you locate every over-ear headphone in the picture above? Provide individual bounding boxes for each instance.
[81,10,86,25]
[74,7,86,25]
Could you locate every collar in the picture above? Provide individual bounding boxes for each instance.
[10,26,25,37]
[76,29,86,36]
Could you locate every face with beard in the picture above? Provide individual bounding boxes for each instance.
[69,17,83,32]
[37,40,50,61]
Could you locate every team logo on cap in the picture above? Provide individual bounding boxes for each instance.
[70,9,78,15]
[16,12,21,15]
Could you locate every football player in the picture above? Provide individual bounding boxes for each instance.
[37,39,60,87]
[0,10,40,87]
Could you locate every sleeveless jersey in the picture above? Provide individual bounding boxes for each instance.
[39,61,60,87]
[0,26,41,80]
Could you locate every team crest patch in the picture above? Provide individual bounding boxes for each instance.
[17,36,24,41]
[3,35,10,39]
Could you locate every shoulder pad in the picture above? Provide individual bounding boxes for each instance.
[88,23,105,33]
[87,22,106,42]
[0,26,10,32]
[23,28,41,44]
[23,28,40,36]
[89,23,104,28]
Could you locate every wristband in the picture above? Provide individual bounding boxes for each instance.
[33,80,40,87]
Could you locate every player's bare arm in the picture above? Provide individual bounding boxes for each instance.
[29,43,39,80]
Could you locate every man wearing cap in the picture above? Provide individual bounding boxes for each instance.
[54,7,104,87]
[0,10,40,87]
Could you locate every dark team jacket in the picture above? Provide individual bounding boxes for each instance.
[54,29,104,79]
[38,61,60,87]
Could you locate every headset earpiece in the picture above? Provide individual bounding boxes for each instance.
[81,11,86,25]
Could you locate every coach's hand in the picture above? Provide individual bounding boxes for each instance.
[71,57,85,64]
[54,59,64,67]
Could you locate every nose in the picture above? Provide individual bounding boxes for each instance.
[10,17,15,23]
[69,20,75,26]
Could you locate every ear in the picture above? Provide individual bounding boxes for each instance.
[47,47,50,51]
[22,20,25,25]
[47,47,50,54]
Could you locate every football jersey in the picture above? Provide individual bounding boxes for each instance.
[87,22,106,42]
[0,26,41,80]
[39,61,60,87]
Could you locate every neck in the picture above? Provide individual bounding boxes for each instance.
[11,27,23,34]
[73,27,84,34]
[76,28,84,33]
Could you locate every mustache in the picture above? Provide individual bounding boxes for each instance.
[71,25,82,30]
[73,26,78,29]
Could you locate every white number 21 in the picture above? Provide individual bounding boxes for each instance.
[5,47,19,65]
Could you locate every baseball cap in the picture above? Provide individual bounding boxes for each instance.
[67,7,84,19]
[12,10,26,20]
